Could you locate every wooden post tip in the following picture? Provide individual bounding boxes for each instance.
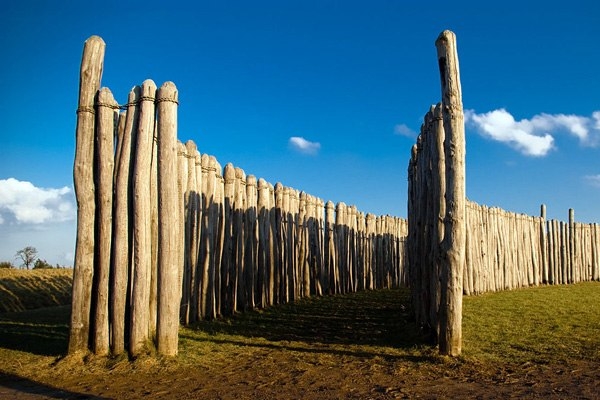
[224,163,236,180]
[158,81,178,98]
[436,30,456,45]
[185,140,197,152]
[246,174,257,186]
[85,35,106,46]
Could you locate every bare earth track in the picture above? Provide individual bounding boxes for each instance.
[1,288,599,399]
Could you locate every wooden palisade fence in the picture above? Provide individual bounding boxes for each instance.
[69,36,408,358]
[464,203,600,294]
[407,30,466,356]
[72,32,600,359]
[407,30,600,356]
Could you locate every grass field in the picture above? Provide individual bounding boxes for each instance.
[0,269,598,398]
[463,282,600,365]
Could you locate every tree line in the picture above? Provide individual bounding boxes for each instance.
[0,246,66,269]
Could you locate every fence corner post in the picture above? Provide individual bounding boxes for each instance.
[436,30,465,357]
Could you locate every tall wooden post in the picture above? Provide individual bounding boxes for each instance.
[110,87,139,355]
[436,30,465,357]
[245,175,258,309]
[70,35,105,355]
[234,167,246,311]
[184,140,200,323]
[130,79,157,357]
[540,204,548,284]
[93,87,117,355]
[568,208,575,283]
[156,81,180,356]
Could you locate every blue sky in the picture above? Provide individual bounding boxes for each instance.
[1,1,599,265]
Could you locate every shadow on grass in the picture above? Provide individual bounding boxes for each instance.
[0,305,70,356]
[0,289,432,362]
[186,288,431,352]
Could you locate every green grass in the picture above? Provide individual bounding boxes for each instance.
[462,281,600,364]
[178,289,435,368]
[177,282,600,369]
[0,276,598,375]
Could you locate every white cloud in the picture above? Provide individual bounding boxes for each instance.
[593,111,600,130]
[0,178,75,225]
[394,123,417,138]
[584,175,600,188]
[465,109,554,156]
[465,108,600,156]
[289,136,321,155]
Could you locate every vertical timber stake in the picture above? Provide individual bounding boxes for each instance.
[436,30,465,357]
[70,35,105,355]
[130,79,157,356]
[156,82,180,356]
[93,87,117,355]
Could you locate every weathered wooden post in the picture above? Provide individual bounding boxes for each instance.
[300,193,310,298]
[183,140,199,323]
[275,183,287,303]
[569,208,575,283]
[221,164,235,314]
[155,81,180,356]
[436,30,465,356]
[430,103,445,333]
[193,151,203,316]
[281,186,291,302]
[268,183,278,304]
[540,204,548,284]
[234,167,246,311]
[110,87,139,355]
[245,175,258,309]
[130,79,157,357]
[175,141,188,320]
[325,201,336,294]
[213,162,225,317]
[93,87,118,355]
[70,35,105,355]
[257,178,270,307]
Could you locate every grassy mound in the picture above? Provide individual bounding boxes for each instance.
[0,268,73,312]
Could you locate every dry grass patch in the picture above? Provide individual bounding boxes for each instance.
[0,268,72,312]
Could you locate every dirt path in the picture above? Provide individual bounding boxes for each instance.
[1,289,598,399]
[2,354,599,399]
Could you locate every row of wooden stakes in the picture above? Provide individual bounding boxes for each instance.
[176,140,409,327]
[407,101,600,342]
[465,203,600,295]
[70,35,410,358]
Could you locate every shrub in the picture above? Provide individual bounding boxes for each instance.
[33,259,54,269]
[0,261,14,269]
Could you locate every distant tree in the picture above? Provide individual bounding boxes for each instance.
[0,261,14,269]
[15,246,38,270]
[33,259,53,269]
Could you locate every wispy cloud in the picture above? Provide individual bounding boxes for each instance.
[0,178,75,225]
[394,123,417,138]
[583,174,600,188]
[465,109,600,157]
[289,136,321,155]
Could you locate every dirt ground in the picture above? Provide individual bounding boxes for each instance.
[1,289,598,399]
[1,353,599,399]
